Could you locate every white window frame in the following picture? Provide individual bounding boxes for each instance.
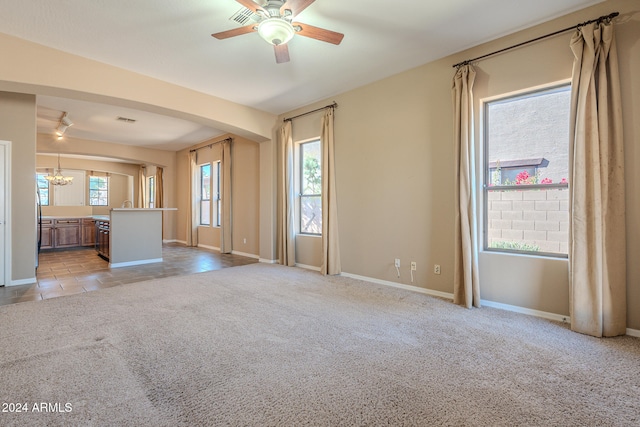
[88,175,109,207]
[147,176,155,208]
[295,138,322,236]
[199,163,211,226]
[36,172,50,206]
[482,82,570,258]
[198,161,221,227]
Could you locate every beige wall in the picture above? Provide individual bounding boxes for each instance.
[176,135,260,257]
[278,0,640,328]
[231,137,260,256]
[0,92,36,283]
[259,138,276,262]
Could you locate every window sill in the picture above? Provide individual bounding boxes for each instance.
[481,249,568,261]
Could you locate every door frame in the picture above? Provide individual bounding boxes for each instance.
[0,140,11,287]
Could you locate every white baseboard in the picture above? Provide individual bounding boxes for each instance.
[162,239,180,244]
[197,244,220,252]
[340,272,454,300]
[9,277,37,286]
[340,272,574,324]
[110,258,163,268]
[259,258,277,264]
[627,328,640,338]
[480,299,569,323]
[231,250,260,259]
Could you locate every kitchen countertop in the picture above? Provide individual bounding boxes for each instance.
[42,215,110,220]
[110,208,177,211]
[42,209,177,220]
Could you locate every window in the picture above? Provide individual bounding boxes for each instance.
[198,162,221,227]
[299,140,322,235]
[199,164,211,226]
[36,173,50,206]
[89,176,109,206]
[484,85,570,256]
[148,176,155,208]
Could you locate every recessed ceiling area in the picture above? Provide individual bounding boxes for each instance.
[37,96,225,152]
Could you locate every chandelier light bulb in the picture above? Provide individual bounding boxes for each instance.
[45,154,74,186]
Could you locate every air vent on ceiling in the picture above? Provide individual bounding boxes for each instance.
[116,116,136,123]
[230,7,261,26]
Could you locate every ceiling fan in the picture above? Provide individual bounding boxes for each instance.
[212,0,344,64]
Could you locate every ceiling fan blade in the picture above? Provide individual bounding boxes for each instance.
[274,44,290,64]
[236,0,267,15]
[211,24,257,40]
[281,0,316,16]
[293,22,344,45]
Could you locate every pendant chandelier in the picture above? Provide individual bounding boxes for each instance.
[45,154,74,186]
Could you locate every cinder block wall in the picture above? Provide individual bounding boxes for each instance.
[487,189,569,253]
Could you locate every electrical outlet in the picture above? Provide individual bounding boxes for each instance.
[434,264,441,275]
[411,262,417,271]
[394,258,400,268]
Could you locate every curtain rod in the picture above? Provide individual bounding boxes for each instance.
[189,137,233,153]
[283,101,337,122]
[452,11,619,69]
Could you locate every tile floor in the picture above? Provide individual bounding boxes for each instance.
[0,243,258,306]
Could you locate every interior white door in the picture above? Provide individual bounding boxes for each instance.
[0,142,7,286]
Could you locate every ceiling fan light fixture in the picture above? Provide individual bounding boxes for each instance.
[257,18,295,46]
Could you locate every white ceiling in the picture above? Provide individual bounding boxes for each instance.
[36,96,225,151]
[0,0,604,151]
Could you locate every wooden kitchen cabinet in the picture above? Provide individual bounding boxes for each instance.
[54,218,82,248]
[39,218,54,250]
[82,218,97,246]
[39,218,82,249]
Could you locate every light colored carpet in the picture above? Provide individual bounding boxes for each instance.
[0,263,638,426]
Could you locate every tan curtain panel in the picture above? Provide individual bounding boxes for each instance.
[155,166,163,208]
[137,165,146,208]
[452,64,480,309]
[186,151,198,247]
[220,140,233,254]
[569,21,626,337]
[320,108,341,275]
[277,121,296,266]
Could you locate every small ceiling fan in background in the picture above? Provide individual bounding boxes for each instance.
[212,0,344,64]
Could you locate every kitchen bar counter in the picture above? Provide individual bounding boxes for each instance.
[42,215,109,220]
[41,209,176,268]
[108,208,177,268]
